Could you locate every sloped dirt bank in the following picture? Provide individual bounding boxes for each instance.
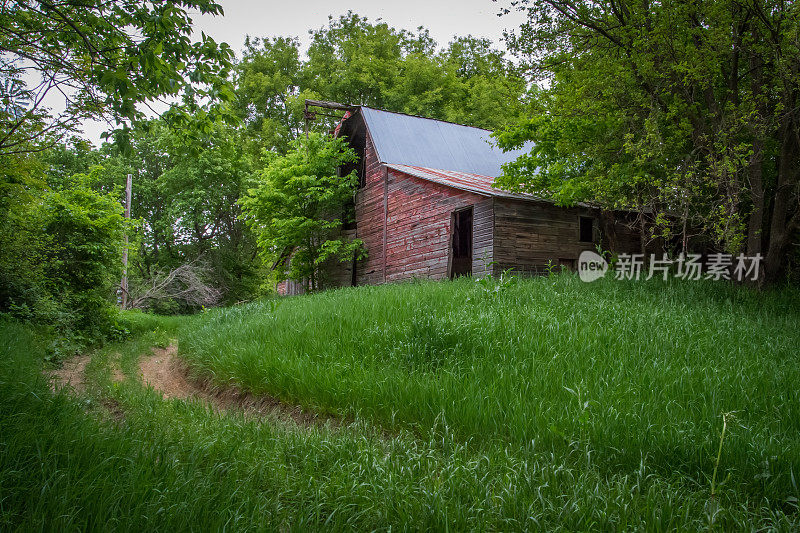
[139,344,338,428]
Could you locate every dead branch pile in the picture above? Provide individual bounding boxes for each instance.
[128,260,222,310]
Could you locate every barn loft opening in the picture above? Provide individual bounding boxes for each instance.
[303,100,366,188]
[319,105,365,231]
[336,114,367,188]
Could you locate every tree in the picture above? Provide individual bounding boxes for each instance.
[437,36,528,130]
[0,165,126,341]
[40,168,126,334]
[234,36,305,155]
[158,122,260,303]
[304,12,419,110]
[305,13,527,130]
[0,0,235,155]
[496,0,800,282]
[240,133,364,291]
[42,137,101,187]
[98,121,178,276]
[100,119,261,307]
[233,12,529,151]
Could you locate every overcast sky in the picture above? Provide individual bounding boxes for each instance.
[77,0,527,144]
[192,0,525,53]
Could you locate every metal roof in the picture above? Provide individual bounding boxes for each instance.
[359,107,533,178]
[385,164,538,200]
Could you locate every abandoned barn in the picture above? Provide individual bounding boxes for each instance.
[277,103,650,295]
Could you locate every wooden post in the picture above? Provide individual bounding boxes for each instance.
[120,173,132,309]
[382,167,388,283]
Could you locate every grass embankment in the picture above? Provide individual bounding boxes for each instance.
[1,275,799,530]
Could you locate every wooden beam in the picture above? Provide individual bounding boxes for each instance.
[305,99,355,112]
[383,166,388,283]
[120,173,132,309]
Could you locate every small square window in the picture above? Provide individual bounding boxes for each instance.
[579,216,594,243]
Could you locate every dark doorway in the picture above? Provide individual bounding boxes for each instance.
[450,207,473,278]
[579,216,594,243]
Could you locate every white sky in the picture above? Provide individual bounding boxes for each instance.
[76,0,527,144]
[194,0,524,53]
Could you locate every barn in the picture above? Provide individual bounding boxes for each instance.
[277,102,651,295]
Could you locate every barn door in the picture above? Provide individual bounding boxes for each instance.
[450,207,473,279]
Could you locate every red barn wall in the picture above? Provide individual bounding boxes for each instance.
[384,170,493,281]
[276,278,305,296]
[339,125,497,286]
[352,132,387,286]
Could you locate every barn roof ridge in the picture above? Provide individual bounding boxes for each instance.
[356,105,495,133]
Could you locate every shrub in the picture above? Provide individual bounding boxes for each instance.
[0,167,126,353]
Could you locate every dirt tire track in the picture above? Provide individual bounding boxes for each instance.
[46,355,91,393]
[139,344,338,428]
[110,359,126,384]
[46,355,126,423]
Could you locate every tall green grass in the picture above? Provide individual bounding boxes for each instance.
[178,275,800,528]
[1,276,798,530]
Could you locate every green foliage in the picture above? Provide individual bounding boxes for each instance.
[234,36,306,156]
[40,169,126,333]
[0,164,126,351]
[160,124,251,250]
[496,0,800,281]
[241,133,364,290]
[1,0,247,328]
[0,153,50,318]
[41,138,102,188]
[0,0,235,154]
[101,120,261,309]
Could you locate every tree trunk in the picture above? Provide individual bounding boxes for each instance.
[746,47,765,257]
[308,240,317,292]
[763,118,799,283]
[638,210,647,255]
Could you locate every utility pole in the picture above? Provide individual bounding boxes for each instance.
[120,173,132,309]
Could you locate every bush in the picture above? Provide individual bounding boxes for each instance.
[0,166,126,354]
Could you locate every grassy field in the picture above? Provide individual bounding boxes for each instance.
[1,275,799,530]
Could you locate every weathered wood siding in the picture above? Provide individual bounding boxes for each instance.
[351,132,387,286]
[472,198,494,276]
[384,170,492,281]
[336,122,495,286]
[492,198,647,275]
